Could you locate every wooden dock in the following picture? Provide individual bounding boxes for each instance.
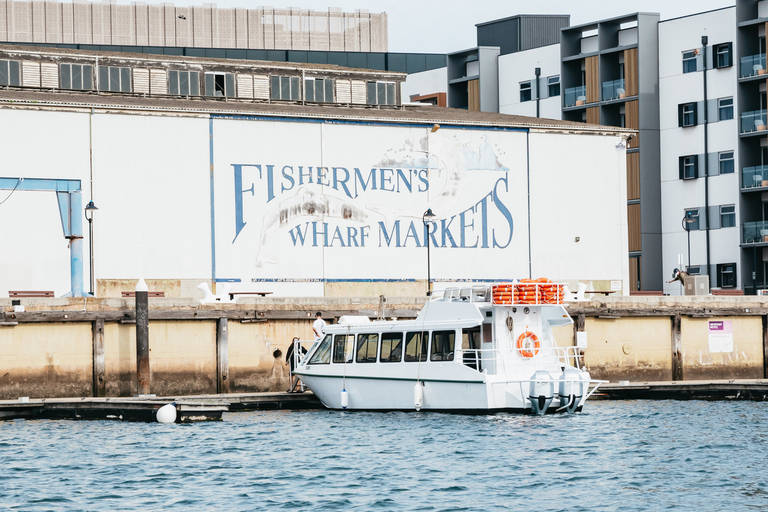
[594,379,768,401]
[0,391,322,422]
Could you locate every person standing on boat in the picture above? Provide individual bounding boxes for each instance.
[313,312,326,341]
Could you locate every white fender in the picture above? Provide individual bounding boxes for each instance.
[156,403,177,424]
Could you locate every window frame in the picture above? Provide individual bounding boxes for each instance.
[682,50,698,73]
[430,330,456,362]
[717,263,736,288]
[98,65,132,93]
[718,151,734,175]
[305,77,335,103]
[60,63,94,91]
[679,155,699,180]
[547,75,560,97]
[714,42,733,69]
[331,334,355,364]
[205,71,235,98]
[308,334,332,364]
[720,205,736,228]
[379,332,403,363]
[366,81,396,105]
[520,80,532,102]
[0,59,21,87]
[404,331,428,362]
[718,97,734,121]
[679,102,697,127]
[168,70,200,96]
[355,333,379,363]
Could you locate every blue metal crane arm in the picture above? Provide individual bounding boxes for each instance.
[0,177,81,193]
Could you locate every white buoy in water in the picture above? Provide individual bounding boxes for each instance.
[340,389,348,409]
[156,402,177,424]
[414,383,423,411]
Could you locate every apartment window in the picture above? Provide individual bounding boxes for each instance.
[60,63,93,90]
[678,102,697,127]
[305,78,334,103]
[717,263,736,288]
[679,155,699,180]
[718,151,734,174]
[0,59,21,86]
[718,97,733,121]
[547,76,560,97]
[98,66,131,93]
[720,205,735,228]
[205,72,234,97]
[714,42,733,69]
[682,50,698,73]
[684,208,700,230]
[271,75,300,101]
[168,70,200,96]
[687,266,702,275]
[520,80,532,102]
[367,81,396,105]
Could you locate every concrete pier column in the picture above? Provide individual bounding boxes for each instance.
[217,318,229,394]
[671,313,683,381]
[135,278,150,395]
[92,318,105,397]
[763,315,768,379]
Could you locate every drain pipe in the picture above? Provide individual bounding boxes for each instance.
[535,67,541,118]
[702,35,711,285]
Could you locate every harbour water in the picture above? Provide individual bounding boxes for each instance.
[2,401,767,511]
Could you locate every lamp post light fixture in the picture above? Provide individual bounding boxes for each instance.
[682,211,695,272]
[423,208,436,296]
[84,200,98,296]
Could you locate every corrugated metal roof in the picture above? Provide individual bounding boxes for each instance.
[0,89,632,135]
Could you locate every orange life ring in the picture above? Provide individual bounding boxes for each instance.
[517,331,540,357]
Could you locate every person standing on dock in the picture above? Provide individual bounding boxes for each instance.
[313,312,326,341]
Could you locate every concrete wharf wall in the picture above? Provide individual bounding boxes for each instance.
[2,296,768,399]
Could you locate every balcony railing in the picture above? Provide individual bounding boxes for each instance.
[602,78,626,101]
[741,109,768,134]
[740,54,767,78]
[743,165,768,189]
[564,85,587,108]
[744,220,768,244]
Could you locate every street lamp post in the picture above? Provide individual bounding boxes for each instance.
[682,211,695,272]
[84,200,98,296]
[423,208,436,296]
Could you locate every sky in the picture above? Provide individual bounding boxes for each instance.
[168,0,736,53]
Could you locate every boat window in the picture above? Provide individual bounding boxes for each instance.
[430,330,455,361]
[462,327,482,371]
[308,334,332,364]
[332,334,355,363]
[356,333,379,363]
[380,333,403,362]
[404,331,428,362]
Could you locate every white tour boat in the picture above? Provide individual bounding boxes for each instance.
[292,280,605,414]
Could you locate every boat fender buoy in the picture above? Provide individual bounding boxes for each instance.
[156,402,177,424]
[517,331,540,357]
[340,389,348,409]
[414,382,423,411]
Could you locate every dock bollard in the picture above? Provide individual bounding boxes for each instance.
[135,278,150,396]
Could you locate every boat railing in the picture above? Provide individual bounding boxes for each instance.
[293,338,318,368]
[436,285,490,303]
[456,344,583,374]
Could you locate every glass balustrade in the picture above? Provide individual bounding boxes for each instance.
[564,85,586,108]
[740,54,767,78]
[601,78,626,101]
[741,109,767,134]
[742,165,768,189]
[743,220,768,244]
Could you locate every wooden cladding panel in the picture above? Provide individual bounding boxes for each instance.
[586,106,600,125]
[627,152,640,200]
[585,55,599,103]
[468,79,480,111]
[628,203,641,252]
[626,100,639,148]
[629,256,640,292]
[624,48,638,97]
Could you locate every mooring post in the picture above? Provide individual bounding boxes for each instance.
[92,318,105,397]
[217,317,229,394]
[672,313,683,381]
[135,278,150,395]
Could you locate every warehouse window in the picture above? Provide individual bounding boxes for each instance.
[367,81,396,105]
[682,50,698,73]
[717,263,736,288]
[168,70,200,96]
[60,63,93,90]
[718,98,733,121]
[520,81,532,102]
[547,76,560,97]
[714,42,733,69]
[679,155,698,180]
[205,72,235,97]
[305,78,334,103]
[679,102,697,127]
[271,75,300,100]
[718,151,734,174]
[0,59,21,86]
[98,66,131,92]
[720,205,735,228]
[684,208,700,230]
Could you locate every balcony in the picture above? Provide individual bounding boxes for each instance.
[564,85,586,108]
[602,79,626,101]
[743,165,768,189]
[740,109,767,134]
[743,220,768,244]
[740,54,767,78]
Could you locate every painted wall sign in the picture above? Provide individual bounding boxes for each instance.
[708,320,733,353]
